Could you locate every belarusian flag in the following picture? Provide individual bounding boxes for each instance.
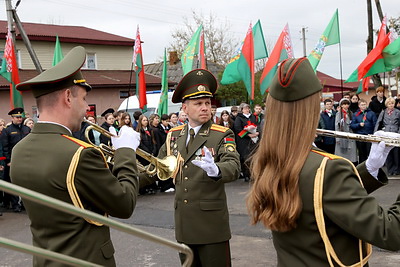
[259,24,293,94]
[133,25,147,112]
[382,37,400,70]
[52,35,64,66]
[221,20,268,85]
[0,30,23,109]
[237,23,255,100]
[157,48,168,116]
[308,9,340,71]
[356,77,371,94]
[345,18,390,82]
[181,25,202,75]
[198,30,207,69]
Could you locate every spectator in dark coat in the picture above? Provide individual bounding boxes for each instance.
[319,99,336,154]
[234,103,258,182]
[369,86,386,118]
[154,114,174,193]
[349,94,360,114]
[350,99,377,163]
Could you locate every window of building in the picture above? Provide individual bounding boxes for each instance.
[120,90,134,99]
[82,53,97,70]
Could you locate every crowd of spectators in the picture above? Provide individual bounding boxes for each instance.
[317,87,400,175]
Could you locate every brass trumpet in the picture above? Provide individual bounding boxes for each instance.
[83,118,178,180]
[316,129,400,147]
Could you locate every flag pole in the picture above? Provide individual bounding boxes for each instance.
[126,62,134,112]
[339,42,344,98]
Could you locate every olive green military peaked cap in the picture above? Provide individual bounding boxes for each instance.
[172,69,218,103]
[269,57,322,102]
[16,46,91,98]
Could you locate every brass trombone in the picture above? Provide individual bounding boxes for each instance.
[83,118,178,180]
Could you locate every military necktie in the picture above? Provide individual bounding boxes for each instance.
[187,128,195,152]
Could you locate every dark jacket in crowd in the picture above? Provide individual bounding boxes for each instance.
[152,124,170,156]
[350,108,377,135]
[349,102,359,114]
[233,113,258,159]
[369,95,387,117]
[100,122,112,145]
[1,123,31,162]
[320,110,336,145]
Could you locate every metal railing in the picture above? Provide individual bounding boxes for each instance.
[0,180,193,266]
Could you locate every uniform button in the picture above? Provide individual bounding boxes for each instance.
[184,188,188,192]
[184,165,188,169]
[183,199,188,204]
[184,177,188,180]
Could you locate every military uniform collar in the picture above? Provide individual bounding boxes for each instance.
[179,120,212,137]
[33,122,72,136]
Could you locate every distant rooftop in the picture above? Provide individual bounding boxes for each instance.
[0,20,134,46]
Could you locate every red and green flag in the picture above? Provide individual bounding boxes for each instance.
[0,30,23,109]
[221,20,268,85]
[133,25,147,112]
[52,35,63,66]
[308,9,340,71]
[238,23,255,100]
[157,48,168,116]
[356,76,371,94]
[345,17,390,83]
[181,25,202,75]
[198,30,207,69]
[259,23,293,94]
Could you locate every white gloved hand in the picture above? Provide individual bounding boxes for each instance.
[191,147,220,177]
[365,130,400,178]
[110,125,140,151]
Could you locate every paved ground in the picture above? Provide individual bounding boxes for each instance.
[1,178,400,266]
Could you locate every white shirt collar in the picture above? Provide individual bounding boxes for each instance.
[37,121,72,135]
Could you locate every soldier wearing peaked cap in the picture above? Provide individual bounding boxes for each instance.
[140,69,240,266]
[1,107,30,212]
[11,46,141,266]
[247,57,400,266]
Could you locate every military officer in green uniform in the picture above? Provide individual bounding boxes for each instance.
[247,57,400,266]
[140,69,240,266]
[11,46,141,267]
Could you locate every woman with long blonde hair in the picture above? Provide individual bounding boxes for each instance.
[247,58,400,266]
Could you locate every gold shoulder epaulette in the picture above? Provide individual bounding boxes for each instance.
[311,149,342,160]
[211,124,229,133]
[62,135,93,148]
[170,125,185,132]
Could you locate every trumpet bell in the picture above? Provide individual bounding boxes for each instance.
[156,155,178,181]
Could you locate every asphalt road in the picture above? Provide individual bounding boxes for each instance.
[1,178,400,266]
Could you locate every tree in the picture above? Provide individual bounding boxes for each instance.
[169,10,238,66]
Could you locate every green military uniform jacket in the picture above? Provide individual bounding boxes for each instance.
[11,123,139,267]
[273,147,400,267]
[140,120,240,244]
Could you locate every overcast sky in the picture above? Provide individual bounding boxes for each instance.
[2,0,399,79]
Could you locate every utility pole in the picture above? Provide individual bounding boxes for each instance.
[301,27,308,57]
[4,0,43,73]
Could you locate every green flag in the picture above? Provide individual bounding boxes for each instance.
[308,9,340,71]
[158,48,168,116]
[52,35,64,66]
[382,37,400,70]
[221,20,268,85]
[181,25,202,75]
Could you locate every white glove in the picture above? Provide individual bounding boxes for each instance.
[110,125,140,151]
[365,130,399,178]
[191,147,220,177]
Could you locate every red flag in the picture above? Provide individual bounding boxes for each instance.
[3,30,23,109]
[133,25,147,112]
[346,19,390,82]
[198,30,207,69]
[259,24,293,94]
[238,23,255,100]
